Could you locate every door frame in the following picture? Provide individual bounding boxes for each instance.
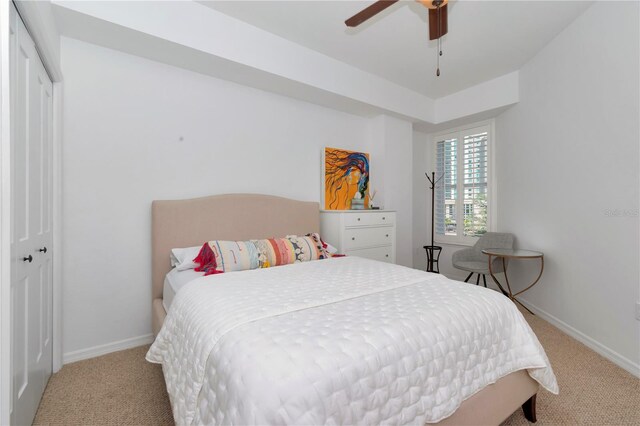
[0,2,63,423]
[1,2,13,424]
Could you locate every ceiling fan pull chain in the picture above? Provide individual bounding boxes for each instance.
[436,37,440,76]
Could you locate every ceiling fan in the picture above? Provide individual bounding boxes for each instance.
[345,0,450,76]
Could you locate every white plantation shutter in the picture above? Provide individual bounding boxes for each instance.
[435,137,457,236]
[463,131,488,236]
[433,124,491,243]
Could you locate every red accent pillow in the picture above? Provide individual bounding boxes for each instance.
[193,243,224,276]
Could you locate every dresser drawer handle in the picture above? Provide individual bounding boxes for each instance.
[382,217,386,220]
[352,237,355,240]
[385,254,389,258]
[386,234,389,237]
[357,218,361,221]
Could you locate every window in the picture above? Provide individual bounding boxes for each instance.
[434,122,493,244]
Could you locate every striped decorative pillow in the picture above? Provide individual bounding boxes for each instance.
[304,233,331,260]
[194,240,260,275]
[193,234,330,275]
[252,233,329,268]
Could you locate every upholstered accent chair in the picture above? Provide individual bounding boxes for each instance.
[452,232,514,287]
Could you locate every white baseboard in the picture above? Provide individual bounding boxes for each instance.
[518,299,640,378]
[441,272,640,377]
[63,334,154,365]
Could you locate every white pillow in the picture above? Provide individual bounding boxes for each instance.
[324,242,338,254]
[170,246,202,271]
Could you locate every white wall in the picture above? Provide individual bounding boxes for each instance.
[369,115,414,267]
[434,71,519,125]
[412,132,428,270]
[52,0,436,123]
[496,1,639,373]
[60,37,374,357]
[414,1,640,374]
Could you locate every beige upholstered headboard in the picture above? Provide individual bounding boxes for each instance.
[151,194,320,301]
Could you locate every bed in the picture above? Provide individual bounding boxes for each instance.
[147,194,557,425]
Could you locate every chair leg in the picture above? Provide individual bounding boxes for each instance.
[464,272,473,283]
[482,274,487,288]
[475,274,480,285]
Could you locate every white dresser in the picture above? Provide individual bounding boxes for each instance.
[320,210,396,263]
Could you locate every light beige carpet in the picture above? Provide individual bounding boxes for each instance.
[34,309,639,425]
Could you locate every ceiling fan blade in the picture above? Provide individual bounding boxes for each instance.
[428,4,448,40]
[345,0,400,27]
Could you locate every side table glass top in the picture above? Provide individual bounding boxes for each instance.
[482,248,543,258]
[481,248,545,315]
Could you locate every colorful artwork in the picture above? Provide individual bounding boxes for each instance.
[324,147,370,210]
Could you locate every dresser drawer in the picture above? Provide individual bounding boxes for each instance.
[345,246,394,263]
[320,210,397,264]
[344,212,394,227]
[344,227,394,250]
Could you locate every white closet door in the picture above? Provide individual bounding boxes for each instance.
[10,5,54,425]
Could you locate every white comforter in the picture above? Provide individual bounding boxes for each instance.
[147,257,558,425]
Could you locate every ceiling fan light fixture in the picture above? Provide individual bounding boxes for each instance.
[418,0,449,10]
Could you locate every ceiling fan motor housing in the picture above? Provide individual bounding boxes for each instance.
[419,0,449,10]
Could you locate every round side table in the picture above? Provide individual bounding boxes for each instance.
[482,248,544,315]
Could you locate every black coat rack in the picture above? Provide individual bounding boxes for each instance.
[424,172,443,273]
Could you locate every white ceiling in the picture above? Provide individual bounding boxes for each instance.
[199,1,592,98]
